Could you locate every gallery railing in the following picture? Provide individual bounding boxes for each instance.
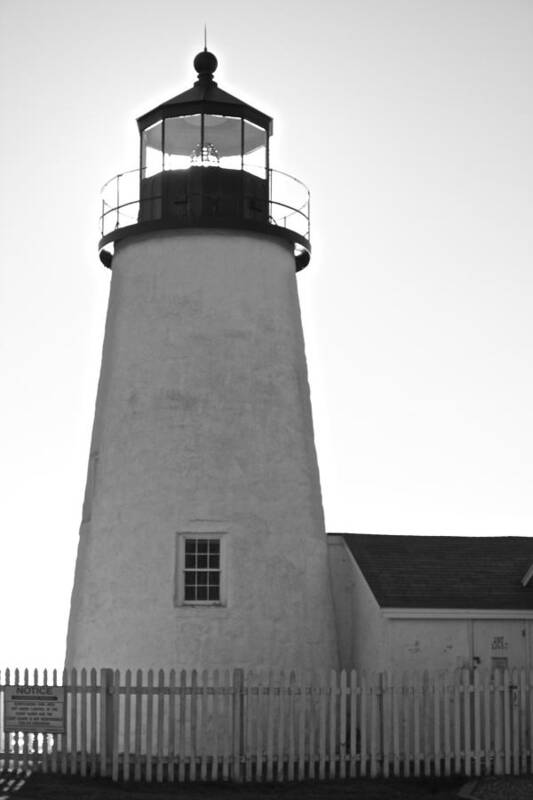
[98,166,311,263]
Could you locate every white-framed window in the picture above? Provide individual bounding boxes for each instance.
[175,533,226,606]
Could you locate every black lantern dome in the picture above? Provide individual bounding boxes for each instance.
[99,51,311,270]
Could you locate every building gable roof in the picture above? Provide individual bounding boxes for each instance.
[335,533,533,610]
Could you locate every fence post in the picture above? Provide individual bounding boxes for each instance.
[99,668,116,777]
[232,668,244,782]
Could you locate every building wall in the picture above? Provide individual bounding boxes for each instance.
[386,619,470,671]
[66,229,338,674]
[327,536,385,673]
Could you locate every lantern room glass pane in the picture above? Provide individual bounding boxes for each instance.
[141,121,163,177]
[243,120,267,178]
[164,114,202,170]
[202,115,242,169]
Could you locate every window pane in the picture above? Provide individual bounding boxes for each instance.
[184,571,196,586]
[142,121,163,178]
[243,120,267,178]
[185,554,196,568]
[208,585,220,601]
[196,586,208,601]
[184,586,195,601]
[208,573,220,588]
[208,553,219,568]
[208,540,220,554]
[197,554,208,568]
[197,571,208,585]
[164,115,202,170]
[197,540,209,553]
[185,539,196,553]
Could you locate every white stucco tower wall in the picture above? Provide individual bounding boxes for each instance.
[66,228,339,673]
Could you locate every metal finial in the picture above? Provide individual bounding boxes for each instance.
[204,24,207,51]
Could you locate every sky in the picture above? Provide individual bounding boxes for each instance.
[0,0,532,668]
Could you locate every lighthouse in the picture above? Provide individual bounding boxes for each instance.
[65,49,338,674]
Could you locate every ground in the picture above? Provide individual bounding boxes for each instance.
[3,772,466,800]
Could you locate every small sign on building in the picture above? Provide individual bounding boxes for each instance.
[4,686,65,733]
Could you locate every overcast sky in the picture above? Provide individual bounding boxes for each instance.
[1,0,532,667]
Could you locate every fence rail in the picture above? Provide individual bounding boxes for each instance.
[1,667,532,783]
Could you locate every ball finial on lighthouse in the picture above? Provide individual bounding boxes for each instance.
[193,49,218,82]
[66,48,336,673]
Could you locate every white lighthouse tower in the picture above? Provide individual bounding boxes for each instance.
[66,49,338,674]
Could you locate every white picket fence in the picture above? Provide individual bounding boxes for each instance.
[1,666,533,782]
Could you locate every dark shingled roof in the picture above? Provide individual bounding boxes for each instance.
[334,533,533,610]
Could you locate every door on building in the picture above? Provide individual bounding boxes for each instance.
[471,620,528,672]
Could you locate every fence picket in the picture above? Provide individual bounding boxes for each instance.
[111,669,120,782]
[339,670,347,779]
[60,668,68,775]
[391,671,400,777]
[349,670,357,778]
[70,668,78,775]
[318,672,326,780]
[433,672,441,777]
[504,669,511,774]
[221,669,230,781]
[123,669,131,782]
[265,671,274,782]
[511,668,520,775]
[200,669,209,782]
[133,669,143,782]
[413,672,421,778]
[79,668,87,778]
[145,670,154,782]
[473,668,480,776]
[41,669,50,775]
[297,672,306,781]
[463,668,471,777]
[482,669,490,777]
[402,673,411,777]
[453,670,461,775]
[255,670,266,781]
[519,668,527,774]
[422,671,430,777]
[167,670,176,782]
[360,671,367,777]
[287,670,295,782]
[21,668,29,774]
[155,669,165,783]
[494,669,503,775]
[277,670,287,781]
[244,670,253,782]
[190,669,198,782]
[89,668,97,776]
[178,670,187,783]
[232,669,243,782]
[382,672,390,778]
[443,672,451,776]
[307,673,317,781]
[370,672,378,778]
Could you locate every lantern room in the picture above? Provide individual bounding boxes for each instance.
[99,50,311,270]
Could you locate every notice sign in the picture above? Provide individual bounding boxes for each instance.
[4,686,65,733]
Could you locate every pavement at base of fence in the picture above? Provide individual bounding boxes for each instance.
[0,772,470,800]
[459,777,533,800]
[3,772,533,800]
[0,770,31,800]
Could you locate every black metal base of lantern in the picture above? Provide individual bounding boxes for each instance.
[138,167,269,225]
